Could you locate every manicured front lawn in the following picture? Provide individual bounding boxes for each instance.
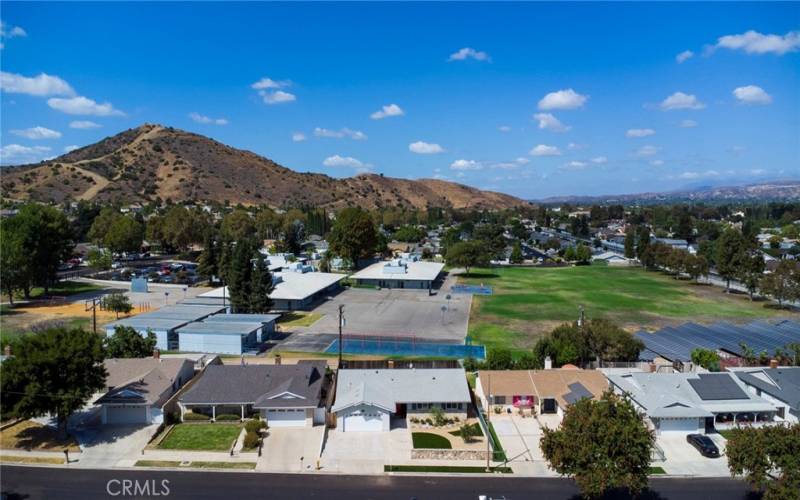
[412,432,452,449]
[0,420,81,452]
[462,266,786,353]
[385,465,512,473]
[277,312,322,328]
[157,424,242,451]
[717,429,736,440]
[448,423,483,438]
[648,466,667,475]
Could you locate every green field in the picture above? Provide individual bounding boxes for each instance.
[462,265,789,353]
[25,281,103,299]
[158,424,242,451]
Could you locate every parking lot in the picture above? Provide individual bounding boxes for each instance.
[297,288,471,342]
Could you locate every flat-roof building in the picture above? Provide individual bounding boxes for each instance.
[104,304,226,351]
[199,271,345,311]
[176,321,265,355]
[349,259,444,290]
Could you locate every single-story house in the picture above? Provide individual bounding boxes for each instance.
[331,368,471,432]
[349,259,444,290]
[95,355,195,425]
[178,360,327,427]
[475,368,608,417]
[731,365,800,424]
[202,313,279,342]
[607,372,777,434]
[176,321,265,355]
[199,271,345,311]
[104,304,226,350]
[592,251,632,266]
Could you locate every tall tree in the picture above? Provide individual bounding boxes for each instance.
[105,326,157,358]
[445,241,490,275]
[760,260,800,308]
[737,252,765,300]
[726,424,800,500]
[220,209,256,243]
[540,390,654,498]
[249,252,274,314]
[0,327,106,437]
[635,226,651,266]
[197,232,219,283]
[328,207,378,269]
[227,239,255,313]
[715,228,749,292]
[509,242,523,264]
[103,292,133,319]
[103,215,144,255]
[624,227,636,259]
[12,204,74,295]
[0,216,29,304]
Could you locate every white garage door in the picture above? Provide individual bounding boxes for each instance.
[342,411,384,432]
[105,405,148,425]
[266,409,306,427]
[659,418,698,433]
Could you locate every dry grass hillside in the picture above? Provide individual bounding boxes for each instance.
[1,124,526,210]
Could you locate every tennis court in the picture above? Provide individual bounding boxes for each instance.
[450,284,493,295]
[326,337,486,359]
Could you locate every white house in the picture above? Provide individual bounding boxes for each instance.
[731,365,800,424]
[349,259,444,290]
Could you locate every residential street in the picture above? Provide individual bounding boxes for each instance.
[0,465,758,500]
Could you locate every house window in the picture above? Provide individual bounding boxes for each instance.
[443,402,463,410]
[493,396,506,405]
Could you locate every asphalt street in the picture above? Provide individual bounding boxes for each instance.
[0,465,758,500]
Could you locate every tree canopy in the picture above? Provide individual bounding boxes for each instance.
[726,424,800,500]
[445,240,490,274]
[328,207,378,268]
[105,325,157,358]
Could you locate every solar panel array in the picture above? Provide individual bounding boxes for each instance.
[636,320,800,362]
[688,374,749,401]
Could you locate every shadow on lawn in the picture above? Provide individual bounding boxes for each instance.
[461,272,500,280]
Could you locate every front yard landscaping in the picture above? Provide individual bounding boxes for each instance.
[157,424,242,451]
[0,420,81,452]
[385,465,513,473]
[135,460,256,470]
[412,432,452,449]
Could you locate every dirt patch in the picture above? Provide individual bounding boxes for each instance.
[0,420,81,452]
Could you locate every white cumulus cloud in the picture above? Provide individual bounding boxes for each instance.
[260,90,296,104]
[626,128,655,138]
[679,119,698,128]
[732,85,772,105]
[448,47,491,62]
[635,145,660,157]
[712,30,800,56]
[660,92,705,111]
[591,156,608,164]
[0,144,51,165]
[498,125,511,133]
[450,159,483,171]
[676,50,694,63]
[291,132,306,142]
[251,77,291,90]
[69,120,101,129]
[370,103,404,120]
[537,88,589,110]
[314,127,367,141]
[560,160,588,171]
[322,155,371,172]
[47,96,124,116]
[529,144,561,156]
[63,145,80,153]
[677,170,720,180]
[10,126,61,140]
[533,113,570,132]
[409,141,444,154]
[0,71,74,96]
[189,112,228,125]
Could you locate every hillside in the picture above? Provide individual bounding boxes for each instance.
[0,124,526,210]
[537,180,800,205]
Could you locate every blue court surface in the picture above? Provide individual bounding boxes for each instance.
[450,284,493,295]
[326,338,486,359]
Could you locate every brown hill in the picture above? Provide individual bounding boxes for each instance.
[0,124,526,210]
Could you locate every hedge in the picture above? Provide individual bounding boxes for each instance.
[244,420,267,433]
[215,414,241,421]
[183,412,211,421]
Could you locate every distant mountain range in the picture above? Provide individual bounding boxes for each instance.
[0,124,526,211]
[536,181,800,205]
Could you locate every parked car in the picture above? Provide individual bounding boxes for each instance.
[686,434,720,458]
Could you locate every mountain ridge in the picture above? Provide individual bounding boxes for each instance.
[0,124,526,210]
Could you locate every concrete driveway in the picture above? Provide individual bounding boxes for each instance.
[72,423,161,468]
[321,426,412,474]
[492,415,544,464]
[656,434,730,476]
[257,426,324,472]
[299,288,471,341]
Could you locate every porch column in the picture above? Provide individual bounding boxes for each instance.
[179,403,186,422]
[241,404,245,421]
[212,405,216,422]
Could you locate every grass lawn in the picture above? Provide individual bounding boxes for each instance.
[717,430,736,440]
[486,421,507,462]
[26,281,103,299]
[466,372,476,389]
[0,420,81,452]
[412,432,452,449]
[157,424,242,451]
[648,466,667,475]
[448,423,483,438]
[461,266,789,353]
[277,312,322,328]
[0,455,66,465]
[385,465,512,473]
[135,460,256,470]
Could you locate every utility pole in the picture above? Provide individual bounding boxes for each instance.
[92,298,97,334]
[486,372,491,472]
[338,304,345,369]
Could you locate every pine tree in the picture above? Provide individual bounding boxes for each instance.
[227,240,254,313]
[197,232,219,283]
[249,252,274,314]
[624,226,636,259]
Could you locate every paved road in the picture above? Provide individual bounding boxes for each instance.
[1,465,757,500]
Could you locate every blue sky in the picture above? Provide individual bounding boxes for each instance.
[1,2,798,199]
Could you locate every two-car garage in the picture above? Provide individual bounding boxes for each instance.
[265,408,307,428]
[336,405,389,432]
[103,404,149,425]
[655,417,702,434]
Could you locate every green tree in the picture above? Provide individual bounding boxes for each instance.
[635,226,651,265]
[105,325,157,358]
[11,204,74,295]
[0,327,106,437]
[197,232,219,283]
[280,218,305,254]
[328,207,378,269]
[715,228,749,292]
[0,216,29,303]
[87,248,113,270]
[485,347,514,370]
[103,215,144,254]
[726,424,800,500]
[760,260,800,308]
[445,241,490,275]
[737,252,765,300]
[220,209,256,243]
[227,239,255,313]
[509,242,523,264]
[103,291,133,319]
[690,348,721,371]
[540,390,654,498]
[575,244,592,264]
[392,225,426,243]
[685,254,709,283]
[563,246,577,262]
[249,252,274,314]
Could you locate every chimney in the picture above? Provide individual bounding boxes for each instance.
[387,360,394,369]
[152,349,160,360]
[275,354,282,365]
[769,359,779,370]
[544,356,552,370]
[3,345,11,357]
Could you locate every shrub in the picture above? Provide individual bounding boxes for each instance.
[215,414,240,421]
[425,418,433,425]
[493,406,502,415]
[183,412,211,421]
[410,417,419,424]
[245,419,267,433]
[430,407,446,427]
[242,430,260,450]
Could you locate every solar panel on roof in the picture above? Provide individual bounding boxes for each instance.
[563,382,594,404]
[688,374,748,401]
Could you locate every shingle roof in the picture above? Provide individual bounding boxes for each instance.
[179,361,325,408]
[733,367,800,416]
[477,369,608,408]
[96,358,192,406]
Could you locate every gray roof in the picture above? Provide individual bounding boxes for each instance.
[332,369,471,413]
[179,361,325,408]
[179,297,229,307]
[733,367,800,416]
[96,358,193,406]
[176,321,264,336]
[688,374,749,401]
[105,317,189,332]
[608,372,775,419]
[203,313,280,325]
[133,305,226,322]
